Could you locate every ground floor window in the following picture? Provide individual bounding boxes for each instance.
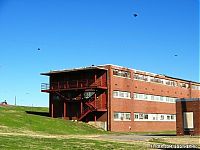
[114,112,131,121]
[134,113,176,122]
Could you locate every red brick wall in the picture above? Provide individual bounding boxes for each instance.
[111,121,175,132]
[176,100,200,136]
[103,65,199,132]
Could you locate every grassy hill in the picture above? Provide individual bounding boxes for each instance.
[0,105,198,149]
[0,105,147,149]
[0,105,105,135]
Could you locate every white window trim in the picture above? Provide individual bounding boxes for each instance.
[113,75,131,79]
[113,91,131,99]
[134,113,176,122]
[114,112,131,121]
[134,73,190,89]
[134,93,177,103]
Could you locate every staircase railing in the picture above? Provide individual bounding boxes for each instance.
[41,79,107,91]
[78,94,97,121]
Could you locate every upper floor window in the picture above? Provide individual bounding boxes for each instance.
[192,85,200,90]
[134,93,177,103]
[113,91,131,99]
[113,69,131,78]
[179,83,189,88]
[165,80,177,87]
[150,77,164,84]
[134,74,148,81]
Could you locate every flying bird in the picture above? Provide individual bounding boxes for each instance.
[174,54,178,57]
[37,48,40,51]
[133,13,138,17]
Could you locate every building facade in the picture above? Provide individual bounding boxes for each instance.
[41,64,200,132]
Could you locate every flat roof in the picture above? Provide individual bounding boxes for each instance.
[41,66,107,76]
[41,64,200,84]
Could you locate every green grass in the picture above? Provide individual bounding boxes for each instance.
[0,106,105,135]
[2,106,144,149]
[0,105,185,150]
[0,135,146,150]
[148,138,173,145]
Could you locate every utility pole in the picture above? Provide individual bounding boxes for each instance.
[15,96,16,106]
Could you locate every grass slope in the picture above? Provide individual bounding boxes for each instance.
[0,106,104,135]
[0,106,147,149]
[0,106,198,149]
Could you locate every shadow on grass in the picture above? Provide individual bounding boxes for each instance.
[26,111,50,117]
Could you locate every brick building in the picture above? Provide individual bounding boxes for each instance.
[176,98,200,136]
[41,64,200,132]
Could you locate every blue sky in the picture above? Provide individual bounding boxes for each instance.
[0,0,199,107]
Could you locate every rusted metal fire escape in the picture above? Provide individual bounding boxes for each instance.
[41,78,107,121]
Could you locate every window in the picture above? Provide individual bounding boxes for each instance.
[183,112,194,129]
[138,94,144,99]
[134,93,177,103]
[139,113,144,119]
[154,96,160,101]
[113,91,131,99]
[134,93,138,99]
[134,93,145,100]
[167,115,170,120]
[160,96,164,101]
[144,114,148,119]
[125,113,131,120]
[150,77,163,84]
[179,83,189,88]
[134,74,148,81]
[166,97,170,102]
[114,113,119,120]
[113,91,118,97]
[134,113,139,119]
[120,92,124,97]
[114,112,131,121]
[113,69,131,78]
[84,92,95,99]
[144,94,148,99]
[124,92,131,98]
[134,113,176,122]
[155,114,158,120]
[192,85,200,90]
[165,80,177,86]
[171,115,175,120]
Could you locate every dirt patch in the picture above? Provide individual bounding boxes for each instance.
[0,125,8,128]
[162,136,200,145]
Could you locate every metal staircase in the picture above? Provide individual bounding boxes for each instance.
[78,92,97,121]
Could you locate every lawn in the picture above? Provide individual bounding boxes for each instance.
[0,106,104,135]
[0,106,146,149]
[0,135,146,150]
[0,106,198,150]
